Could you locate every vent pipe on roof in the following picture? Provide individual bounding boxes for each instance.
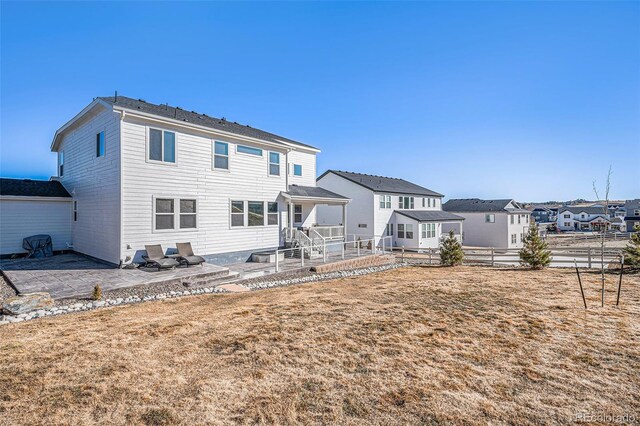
[114,90,118,102]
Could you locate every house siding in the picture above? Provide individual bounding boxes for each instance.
[56,106,122,264]
[0,198,72,255]
[119,116,317,264]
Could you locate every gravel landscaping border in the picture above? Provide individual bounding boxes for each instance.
[0,262,405,325]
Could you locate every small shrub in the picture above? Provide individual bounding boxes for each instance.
[92,284,102,301]
[519,223,551,269]
[440,230,464,266]
[624,224,640,268]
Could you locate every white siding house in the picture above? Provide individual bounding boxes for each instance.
[41,95,349,265]
[556,206,612,232]
[316,170,464,250]
[442,199,531,249]
[0,179,73,256]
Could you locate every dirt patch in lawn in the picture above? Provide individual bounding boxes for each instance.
[0,266,638,425]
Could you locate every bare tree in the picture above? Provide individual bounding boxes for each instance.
[592,166,612,307]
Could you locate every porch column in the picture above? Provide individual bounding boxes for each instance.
[342,203,347,239]
[289,202,294,230]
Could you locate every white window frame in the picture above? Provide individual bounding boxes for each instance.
[399,196,414,209]
[293,164,303,176]
[213,141,230,171]
[58,151,64,177]
[398,224,405,239]
[379,195,391,209]
[267,202,279,226]
[236,144,263,157]
[405,224,414,239]
[96,130,106,158]
[230,200,245,227]
[294,204,303,224]
[152,196,198,232]
[247,201,266,226]
[147,127,177,165]
[268,151,281,177]
[386,223,394,236]
[511,234,517,244]
[485,214,495,223]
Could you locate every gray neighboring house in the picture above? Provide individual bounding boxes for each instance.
[624,199,640,232]
[443,198,531,249]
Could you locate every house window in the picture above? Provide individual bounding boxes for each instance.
[564,222,571,227]
[358,224,367,228]
[293,164,303,176]
[511,234,517,244]
[405,224,414,239]
[269,152,280,176]
[96,131,105,157]
[58,152,64,176]
[510,215,514,224]
[564,214,571,219]
[398,224,405,239]
[379,195,391,209]
[248,201,264,226]
[581,214,585,219]
[399,196,414,209]
[155,198,175,230]
[214,142,229,170]
[422,198,426,207]
[421,223,436,238]
[294,204,303,224]
[267,202,278,225]
[149,129,176,163]
[179,199,197,229]
[237,145,262,156]
[485,214,495,223]
[428,198,432,208]
[231,201,244,227]
[386,223,394,236]
[73,201,78,222]
[635,209,640,216]
[518,215,521,224]
[526,215,529,223]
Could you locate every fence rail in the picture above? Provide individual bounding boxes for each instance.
[397,246,623,269]
[545,232,631,246]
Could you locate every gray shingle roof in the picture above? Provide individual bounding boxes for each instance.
[318,170,443,197]
[285,185,349,200]
[443,198,526,213]
[98,96,318,151]
[0,178,71,198]
[558,206,608,214]
[395,210,464,222]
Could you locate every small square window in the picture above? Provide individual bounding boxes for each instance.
[293,164,302,176]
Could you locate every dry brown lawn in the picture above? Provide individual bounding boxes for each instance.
[1,266,639,425]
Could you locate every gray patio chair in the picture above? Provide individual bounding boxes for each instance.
[175,242,206,267]
[143,245,180,270]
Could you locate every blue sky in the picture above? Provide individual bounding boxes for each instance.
[1,1,638,202]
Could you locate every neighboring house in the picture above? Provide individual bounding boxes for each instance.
[443,199,531,249]
[315,170,464,250]
[531,206,555,223]
[556,206,611,232]
[623,199,640,232]
[0,178,73,256]
[0,96,350,265]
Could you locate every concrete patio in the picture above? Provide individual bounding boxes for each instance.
[0,254,232,299]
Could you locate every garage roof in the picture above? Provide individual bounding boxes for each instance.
[0,178,71,198]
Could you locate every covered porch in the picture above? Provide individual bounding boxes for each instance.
[279,185,350,253]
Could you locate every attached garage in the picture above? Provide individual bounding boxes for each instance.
[0,178,72,257]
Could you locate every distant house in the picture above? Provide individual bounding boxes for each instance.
[556,206,611,232]
[530,206,555,224]
[0,96,350,264]
[316,170,464,250]
[624,199,640,232]
[443,199,531,249]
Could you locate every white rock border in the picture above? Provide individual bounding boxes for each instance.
[0,262,406,325]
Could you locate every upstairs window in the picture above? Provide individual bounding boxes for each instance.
[485,214,495,223]
[96,131,105,157]
[58,152,64,176]
[293,164,303,176]
[399,196,414,209]
[73,201,78,222]
[563,214,571,219]
[237,145,262,156]
[510,215,514,224]
[379,195,391,209]
[422,198,426,207]
[149,129,176,163]
[518,215,521,224]
[214,142,229,170]
[269,152,280,176]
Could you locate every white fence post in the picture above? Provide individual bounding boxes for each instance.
[372,238,375,255]
[275,249,279,273]
[402,246,405,262]
[323,241,327,263]
[301,246,305,267]
[341,242,345,260]
[491,248,495,266]
[588,248,592,269]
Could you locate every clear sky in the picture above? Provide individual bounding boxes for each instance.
[1,1,638,202]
